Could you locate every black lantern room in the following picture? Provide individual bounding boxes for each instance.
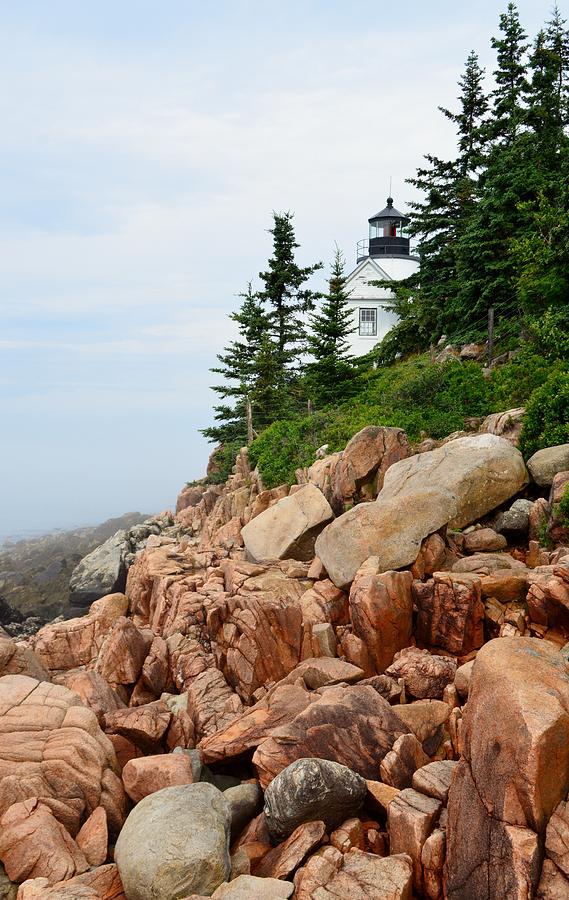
[368,197,411,256]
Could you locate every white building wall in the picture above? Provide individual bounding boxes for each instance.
[344,255,419,358]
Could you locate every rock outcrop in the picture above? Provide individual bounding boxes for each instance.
[4,423,569,899]
[0,674,126,834]
[445,638,569,898]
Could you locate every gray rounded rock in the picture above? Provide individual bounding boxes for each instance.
[263,757,367,842]
[494,498,534,534]
[527,444,569,486]
[115,782,231,900]
[224,782,263,840]
[69,530,128,607]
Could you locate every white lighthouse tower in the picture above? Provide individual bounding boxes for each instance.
[344,197,419,357]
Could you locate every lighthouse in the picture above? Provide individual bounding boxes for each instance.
[344,197,419,357]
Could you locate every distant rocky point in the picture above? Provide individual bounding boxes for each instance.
[0,512,151,624]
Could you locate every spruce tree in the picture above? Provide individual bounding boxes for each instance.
[201,283,269,446]
[257,212,323,376]
[440,50,488,176]
[454,5,533,327]
[249,333,293,428]
[526,10,569,159]
[511,9,569,311]
[490,2,530,142]
[545,5,569,128]
[305,247,356,406]
[400,51,488,337]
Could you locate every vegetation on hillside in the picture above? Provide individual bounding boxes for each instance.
[202,3,569,487]
[249,350,568,488]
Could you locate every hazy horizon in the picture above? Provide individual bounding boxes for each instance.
[0,0,555,535]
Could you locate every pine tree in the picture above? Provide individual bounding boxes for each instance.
[511,9,569,311]
[526,9,569,159]
[490,2,530,143]
[257,212,323,377]
[249,333,293,428]
[440,50,488,176]
[545,5,569,128]
[201,283,269,446]
[305,247,356,406]
[399,51,488,338]
[453,5,534,327]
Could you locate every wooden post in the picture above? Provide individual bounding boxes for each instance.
[307,399,314,415]
[246,398,254,446]
[487,306,495,367]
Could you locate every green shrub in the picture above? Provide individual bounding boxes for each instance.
[248,416,328,488]
[249,356,491,487]
[206,439,244,484]
[519,370,569,458]
[526,307,569,362]
[488,349,562,410]
[556,483,569,528]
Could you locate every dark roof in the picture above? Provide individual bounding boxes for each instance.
[368,197,409,222]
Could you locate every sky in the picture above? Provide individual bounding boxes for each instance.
[0,0,559,538]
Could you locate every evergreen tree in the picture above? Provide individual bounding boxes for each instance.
[490,2,529,142]
[398,51,488,338]
[257,212,323,376]
[249,333,293,428]
[456,5,569,325]
[454,135,541,325]
[201,283,269,446]
[511,9,569,311]
[526,10,569,159]
[453,5,533,327]
[545,5,569,127]
[440,50,489,176]
[305,247,356,406]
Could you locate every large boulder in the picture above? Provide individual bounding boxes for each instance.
[527,444,569,487]
[69,531,128,608]
[445,638,569,899]
[316,435,528,588]
[549,472,569,545]
[114,783,231,900]
[0,675,126,834]
[0,798,89,884]
[348,564,413,674]
[263,758,367,841]
[252,684,410,787]
[480,408,525,445]
[330,426,410,510]
[413,573,484,656]
[32,593,128,672]
[241,485,333,563]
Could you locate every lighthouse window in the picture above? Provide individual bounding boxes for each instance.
[359,308,377,336]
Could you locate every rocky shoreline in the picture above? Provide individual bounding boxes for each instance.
[1,417,569,898]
